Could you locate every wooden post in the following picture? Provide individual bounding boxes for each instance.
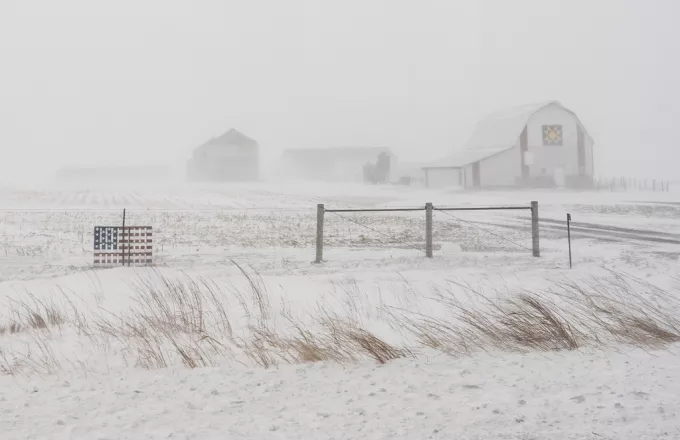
[425,202,433,258]
[531,201,540,257]
[315,204,325,263]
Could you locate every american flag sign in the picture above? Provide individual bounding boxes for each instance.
[93,226,153,266]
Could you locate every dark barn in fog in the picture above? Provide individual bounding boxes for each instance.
[187,129,259,182]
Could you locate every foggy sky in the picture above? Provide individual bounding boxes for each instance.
[1,0,678,183]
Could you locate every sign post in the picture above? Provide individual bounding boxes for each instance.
[567,213,572,269]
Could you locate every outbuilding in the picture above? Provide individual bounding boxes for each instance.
[281,147,397,183]
[187,129,259,182]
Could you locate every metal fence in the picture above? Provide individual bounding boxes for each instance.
[595,177,671,192]
[315,202,540,263]
[0,202,541,278]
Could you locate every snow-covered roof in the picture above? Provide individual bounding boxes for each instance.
[432,101,591,169]
[422,148,509,169]
[465,101,557,151]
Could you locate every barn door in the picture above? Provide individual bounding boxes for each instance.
[472,161,481,188]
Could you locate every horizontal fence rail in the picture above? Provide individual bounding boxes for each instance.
[324,207,426,213]
[434,206,532,211]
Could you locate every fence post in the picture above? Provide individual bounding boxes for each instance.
[425,202,433,258]
[315,204,325,263]
[531,201,540,257]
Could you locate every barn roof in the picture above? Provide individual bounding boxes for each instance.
[422,148,509,169]
[464,101,555,151]
[197,129,258,151]
[437,101,592,168]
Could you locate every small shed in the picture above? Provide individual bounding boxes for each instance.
[187,129,259,182]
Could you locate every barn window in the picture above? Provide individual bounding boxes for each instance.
[542,125,563,146]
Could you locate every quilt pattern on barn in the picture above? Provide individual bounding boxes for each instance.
[542,124,563,146]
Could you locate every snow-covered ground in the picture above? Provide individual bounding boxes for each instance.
[1,181,679,439]
[4,348,680,440]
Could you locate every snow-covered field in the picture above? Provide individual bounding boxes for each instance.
[1,181,680,439]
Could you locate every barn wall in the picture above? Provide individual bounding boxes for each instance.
[282,156,366,182]
[281,155,331,181]
[463,163,479,187]
[427,168,461,188]
[282,151,398,183]
[462,164,473,187]
[189,143,259,181]
[188,159,258,181]
[526,104,582,180]
[332,157,368,182]
[584,131,595,176]
[479,143,521,187]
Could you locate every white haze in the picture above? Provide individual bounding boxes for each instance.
[0,0,678,185]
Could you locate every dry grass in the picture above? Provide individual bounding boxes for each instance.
[391,271,680,356]
[1,292,67,336]
[1,268,679,377]
[550,272,680,348]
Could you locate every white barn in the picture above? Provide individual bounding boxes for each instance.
[424,101,595,189]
